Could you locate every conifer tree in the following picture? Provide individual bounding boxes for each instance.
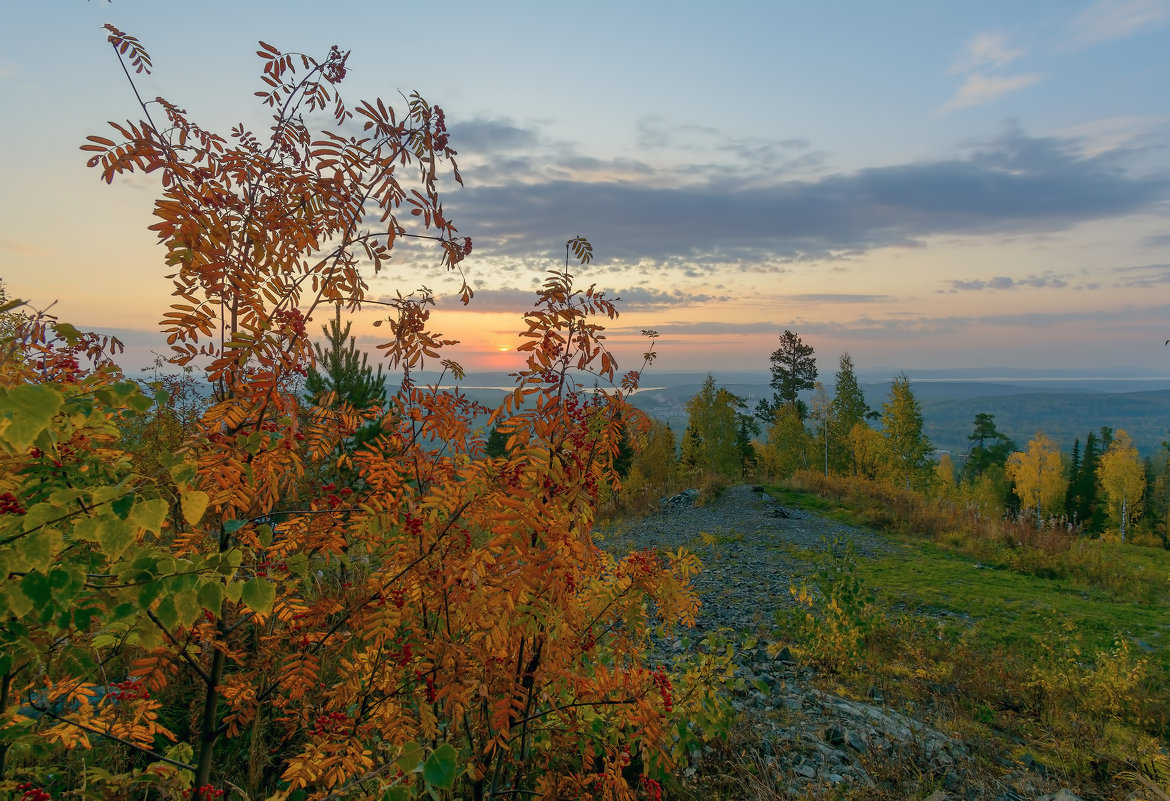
[1066,431,1104,531]
[828,352,872,474]
[681,374,742,478]
[880,373,932,490]
[305,304,387,413]
[962,412,1015,482]
[304,305,390,479]
[757,330,817,422]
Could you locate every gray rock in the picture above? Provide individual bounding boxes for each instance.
[793,763,817,779]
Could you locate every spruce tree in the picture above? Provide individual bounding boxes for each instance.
[304,305,389,473]
[828,352,872,474]
[305,304,387,413]
[880,373,932,491]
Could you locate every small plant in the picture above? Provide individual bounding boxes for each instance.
[782,538,885,674]
[1027,621,1147,742]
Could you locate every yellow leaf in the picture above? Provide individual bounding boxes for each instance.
[181,490,209,526]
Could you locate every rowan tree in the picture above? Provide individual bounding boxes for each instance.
[0,28,717,801]
[1005,432,1067,525]
[1097,429,1145,542]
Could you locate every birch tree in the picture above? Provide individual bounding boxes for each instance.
[1097,429,1145,542]
[1005,432,1067,525]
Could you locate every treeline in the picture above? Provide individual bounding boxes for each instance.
[617,331,1170,548]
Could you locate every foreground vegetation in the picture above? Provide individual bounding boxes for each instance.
[1,30,722,801]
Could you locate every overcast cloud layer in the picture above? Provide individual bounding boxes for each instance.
[442,124,1169,272]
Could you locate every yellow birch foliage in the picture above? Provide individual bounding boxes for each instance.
[1005,432,1067,523]
[1097,428,1145,542]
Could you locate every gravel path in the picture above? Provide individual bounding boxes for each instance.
[602,484,892,636]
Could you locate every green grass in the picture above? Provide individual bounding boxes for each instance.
[863,539,1170,675]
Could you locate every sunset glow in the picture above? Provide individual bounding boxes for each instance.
[3,1,1169,379]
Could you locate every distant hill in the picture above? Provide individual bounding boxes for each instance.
[396,369,1170,458]
[920,389,1170,459]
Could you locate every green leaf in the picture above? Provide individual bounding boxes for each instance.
[52,322,83,346]
[111,494,135,520]
[224,581,243,603]
[96,517,135,561]
[422,743,459,789]
[174,589,202,627]
[257,524,273,548]
[181,490,209,527]
[197,580,223,613]
[21,572,52,608]
[285,552,308,577]
[130,497,168,534]
[241,578,275,615]
[155,595,178,629]
[3,581,33,618]
[224,519,248,535]
[0,384,64,452]
[395,741,424,772]
[380,787,413,801]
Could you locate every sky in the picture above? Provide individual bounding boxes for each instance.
[2,0,1169,380]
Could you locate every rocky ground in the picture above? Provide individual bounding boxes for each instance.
[602,485,1095,801]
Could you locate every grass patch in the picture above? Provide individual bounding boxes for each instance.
[763,478,1169,797]
[864,540,1170,675]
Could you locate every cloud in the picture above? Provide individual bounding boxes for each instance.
[449,118,538,153]
[433,285,727,312]
[1066,0,1170,46]
[951,33,1024,73]
[944,274,1070,292]
[443,127,1170,270]
[942,72,1043,110]
[786,293,888,303]
[1114,262,1170,286]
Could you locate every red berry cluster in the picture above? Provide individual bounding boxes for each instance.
[625,548,663,578]
[415,670,436,703]
[322,44,349,84]
[184,785,224,800]
[273,307,307,339]
[432,105,449,151]
[16,783,51,801]
[640,775,664,801]
[651,668,673,713]
[109,678,149,702]
[404,513,423,538]
[390,638,413,667]
[310,710,350,738]
[0,492,26,515]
